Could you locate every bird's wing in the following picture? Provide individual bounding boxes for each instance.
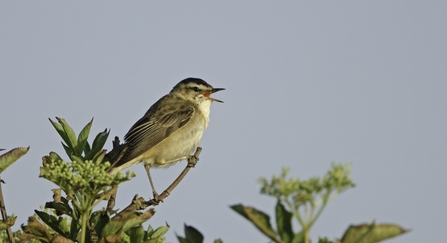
[120,105,195,163]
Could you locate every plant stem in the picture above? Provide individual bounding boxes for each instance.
[76,192,93,243]
[0,177,14,243]
[79,209,89,243]
[303,226,310,243]
[284,197,304,226]
[309,191,331,228]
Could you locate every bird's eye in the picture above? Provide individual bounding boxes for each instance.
[192,87,200,92]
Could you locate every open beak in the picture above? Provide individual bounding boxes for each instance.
[204,88,225,103]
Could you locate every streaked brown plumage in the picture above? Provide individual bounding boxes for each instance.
[108,77,224,197]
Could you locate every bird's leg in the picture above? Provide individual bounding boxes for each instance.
[143,156,190,204]
[157,147,202,201]
[187,153,199,167]
[159,153,199,167]
[144,164,160,201]
[145,147,202,206]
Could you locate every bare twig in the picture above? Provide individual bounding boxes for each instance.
[106,137,203,209]
[0,177,15,243]
[116,195,154,215]
[106,187,117,213]
[146,147,202,206]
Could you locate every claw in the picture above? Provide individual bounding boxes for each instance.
[187,155,199,167]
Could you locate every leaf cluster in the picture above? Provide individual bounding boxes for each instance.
[230,164,408,243]
[17,118,168,243]
[0,117,410,243]
[259,164,355,206]
[49,117,108,161]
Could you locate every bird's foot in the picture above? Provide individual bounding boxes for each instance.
[147,190,168,206]
[187,154,199,168]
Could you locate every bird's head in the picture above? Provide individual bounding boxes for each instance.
[171,77,225,104]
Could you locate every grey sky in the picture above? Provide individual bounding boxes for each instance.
[1,1,446,242]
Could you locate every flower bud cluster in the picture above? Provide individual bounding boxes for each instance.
[259,164,355,205]
[41,155,136,194]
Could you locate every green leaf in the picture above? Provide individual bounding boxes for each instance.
[292,231,305,243]
[275,199,294,242]
[76,118,93,156]
[150,224,170,239]
[318,237,333,243]
[57,217,71,237]
[69,218,80,240]
[145,239,165,243]
[86,129,110,160]
[56,117,78,150]
[84,141,91,155]
[0,146,29,173]
[49,118,72,149]
[146,225,154,238]
[62,142,73,159]
[92,150,107,164]
[128,225,145,243]
[102,209,155,237]
[341,221,410,243]
[71,154,84,164]
[35,210,69,237]
[102,220,124,237]
[176,236,190,243]
[45,201,73,216]
[91,210,110,239]
[121,210,156,233]
[184,224,203,243]
[92,128,110,151]
[230,204,279,242]
[48,151,63,161]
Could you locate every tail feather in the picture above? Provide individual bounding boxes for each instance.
[105,136,128,173]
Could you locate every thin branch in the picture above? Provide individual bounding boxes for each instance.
[146,147,202,206]
[309,190,331,228]
[115,195,155,215]
[0,177,15,243]
[284,197,304,227]
[105,146,203,210]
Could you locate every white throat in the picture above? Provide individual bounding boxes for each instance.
[197,99,212,128]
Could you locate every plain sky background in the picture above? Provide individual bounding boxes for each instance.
[1,1,446,243]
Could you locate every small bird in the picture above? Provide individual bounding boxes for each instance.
[109,77,224,199]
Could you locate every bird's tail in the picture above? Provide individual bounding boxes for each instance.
[105,136,128,173]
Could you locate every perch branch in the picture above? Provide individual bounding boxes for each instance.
[146,147,202,206]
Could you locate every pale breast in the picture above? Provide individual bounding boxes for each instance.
[109,103,211,173]
[146,110,207,168]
